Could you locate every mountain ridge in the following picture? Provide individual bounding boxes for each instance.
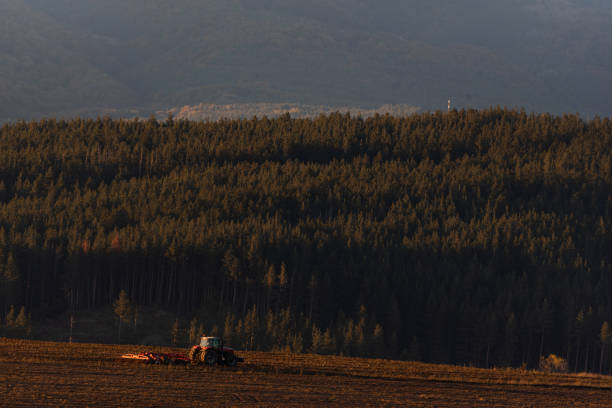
[2,0,611,121]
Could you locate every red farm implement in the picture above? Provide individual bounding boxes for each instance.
[121,352,190,365]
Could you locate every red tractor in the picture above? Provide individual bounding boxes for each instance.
[188,336,243,366]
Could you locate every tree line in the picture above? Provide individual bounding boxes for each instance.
[0,109,611,371]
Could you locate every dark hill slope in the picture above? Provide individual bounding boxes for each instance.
[1,110,611,369]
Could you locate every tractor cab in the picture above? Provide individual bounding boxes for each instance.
[199,336,222,349]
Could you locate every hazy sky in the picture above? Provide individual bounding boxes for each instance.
[1,0,611,120]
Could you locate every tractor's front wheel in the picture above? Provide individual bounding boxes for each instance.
[203,350,218,366]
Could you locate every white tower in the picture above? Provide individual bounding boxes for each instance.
[448,97,452,112]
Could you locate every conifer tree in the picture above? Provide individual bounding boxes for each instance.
[223,314,234,345]
[503,313,518,366]
[599,322,611,374]
[15,306,27,328]
[406,336,421,361]
[113,290,132,344]
[310,325,323,354]
[189,317,199,344]
[321,328,336,355]
[223,251,241,308]
[278,263,288,310]
[3,254,20,309]
[133,307,139,331]
[171,318,180,346]
[243,306,258,351]
[289,333,304,353]
[263,265,275,313]
[574,309,585,372]
[5,305,15,328]
[371,324,386,358]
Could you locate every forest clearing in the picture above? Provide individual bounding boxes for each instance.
[1,338,611,407]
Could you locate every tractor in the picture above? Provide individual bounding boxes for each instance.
[188,336,244,366]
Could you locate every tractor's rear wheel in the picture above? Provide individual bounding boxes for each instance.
[203,350,218,366]
[188,347,200,365]
[224,352,237,367]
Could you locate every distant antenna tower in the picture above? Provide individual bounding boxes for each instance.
[447,97,452,112]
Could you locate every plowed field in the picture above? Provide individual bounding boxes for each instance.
[1,338,611,407]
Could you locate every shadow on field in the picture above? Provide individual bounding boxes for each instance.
[186,362,612,392]
[221,361,395,382]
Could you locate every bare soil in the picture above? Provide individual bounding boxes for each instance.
[1,338,610,407]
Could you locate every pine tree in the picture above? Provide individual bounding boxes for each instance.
[583,306,594,372]
[15,306,27,328]
[278,263,288,310]
[308,274,317,321]
[5,305,15,328]
[243,306,258,351]
[3,254,20,309]
[311,325,323,354]
[538,298,554,360]
[321,328,336,355]
[171,318,180,346]
[113,290,132,344]
[289,333,304,353]
[263,265,275,313]
[371,324,386,358]
[189,318,199,344]
[341,319,355,356]
[26,312,32,338]
[133,307,139,331]
[406,336,421,361]
[574,309,585,372]
[223,251,241,308]
[503,313,518,366]
[234,319,245,349]
[4,253,19,282]
[599,321,611,374]
[223,313,234,345]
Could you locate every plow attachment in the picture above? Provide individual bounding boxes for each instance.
[121,352,190,365]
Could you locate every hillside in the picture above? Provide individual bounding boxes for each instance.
[1,110,611,372]
[0,1,138,122]
[1,0,611,121]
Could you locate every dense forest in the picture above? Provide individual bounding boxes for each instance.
[0,109,611,372]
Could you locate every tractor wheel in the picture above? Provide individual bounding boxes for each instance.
[188,347,200,365]
[203,350,218,366]
[224,352,237,367]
